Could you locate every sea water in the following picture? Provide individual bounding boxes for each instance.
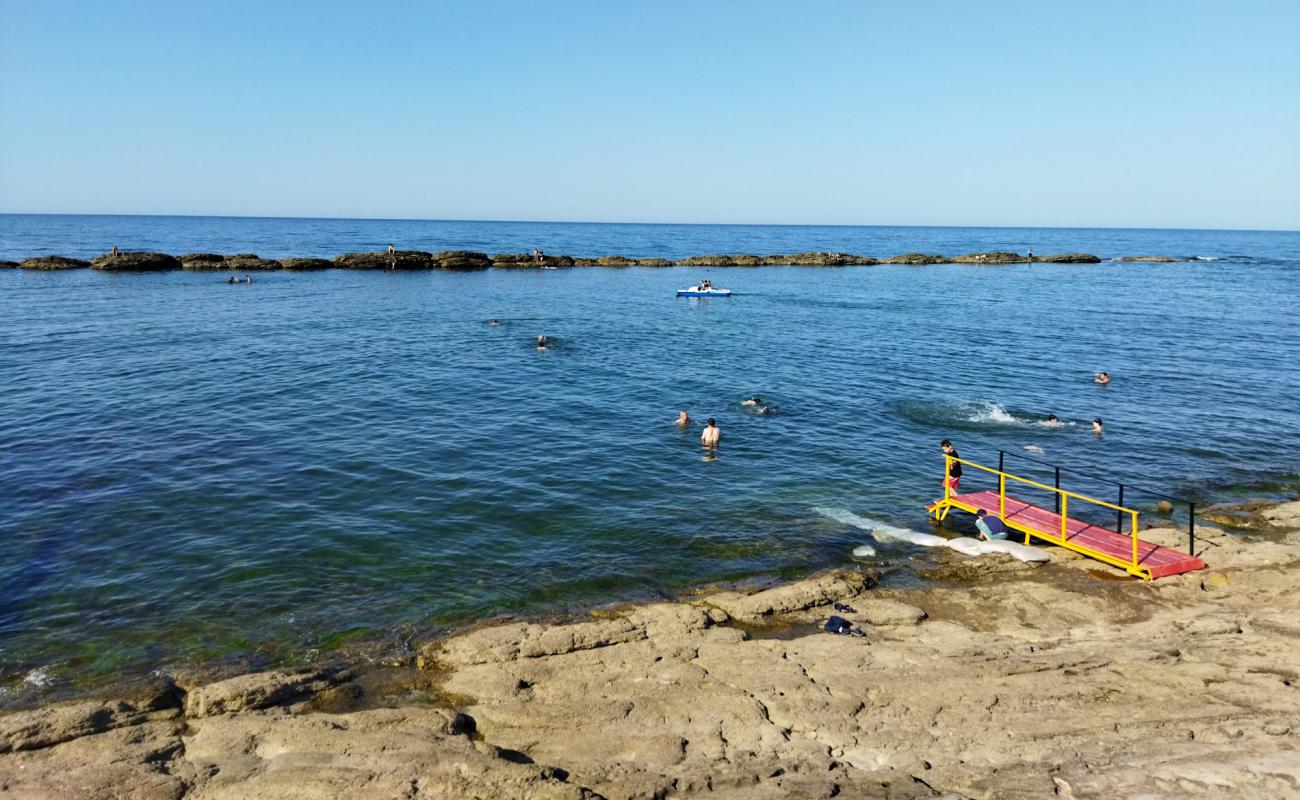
[1,216,1298,700]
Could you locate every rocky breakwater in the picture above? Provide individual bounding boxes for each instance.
[179,253,282,271]
[1,249,1210,273]
[16,256,90,270]
[333,250,493,271]
[5,501,1300,799]
[90,251,181,271]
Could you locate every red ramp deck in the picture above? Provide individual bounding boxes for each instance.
[931,489,1205,580]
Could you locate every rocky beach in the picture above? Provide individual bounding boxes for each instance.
[3,501,1298,799]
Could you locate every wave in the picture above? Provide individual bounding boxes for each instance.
[894,399,1060,431]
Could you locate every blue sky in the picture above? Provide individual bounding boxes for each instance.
[1,1,1297,229]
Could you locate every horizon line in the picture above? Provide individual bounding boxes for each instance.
[0,211,1295,235]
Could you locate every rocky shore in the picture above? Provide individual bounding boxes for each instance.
[3,502,1298,799]
[0,249,1204,273]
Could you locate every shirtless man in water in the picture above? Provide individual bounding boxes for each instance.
[701,418,720,447]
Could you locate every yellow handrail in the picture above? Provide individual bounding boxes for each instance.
[935,456,1145,574]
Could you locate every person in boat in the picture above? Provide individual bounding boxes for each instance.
[974,509,1009,541]
[675,410,690,426]
[536,335,548,350]
[701,417,720,447]
[1092,418,1104,435]
[941,439,962,496]
[699,278,711,290]
[1094,372,1111,385]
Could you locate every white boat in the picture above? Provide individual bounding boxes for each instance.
[676,285,732,297]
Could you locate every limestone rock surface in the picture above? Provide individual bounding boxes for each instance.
[18,256,89,270]
[90,251,181,271]
[280,257,333,270]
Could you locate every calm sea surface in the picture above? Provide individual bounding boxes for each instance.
[2,215,1299,702]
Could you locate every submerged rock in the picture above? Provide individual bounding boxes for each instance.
[1116,255,1185,262]
[19,256,89,270]
[883,252,949,265]
[0,260,19,269]
[281,257,333,270]
[90,251,180,271]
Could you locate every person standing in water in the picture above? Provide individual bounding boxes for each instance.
[701,418,720,447]
[1092,418,1104,435]
[941,439,962,496]
[1094,372,1111,385]
[675,410,690,427]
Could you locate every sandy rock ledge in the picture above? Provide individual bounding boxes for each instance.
[3,513,1300,798]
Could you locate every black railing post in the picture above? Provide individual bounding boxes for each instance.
[1117,484,1125,532]
[1054,467,1061,513]
[998,450,1005,474]
[1189,503,1196,555]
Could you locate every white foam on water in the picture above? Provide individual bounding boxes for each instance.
[814,506,1050,563]
[24,667,53,688]
[1194,256,1218,261]
[1024,445,1045,453]
[967,402,1017,425]
[814,507,949,547]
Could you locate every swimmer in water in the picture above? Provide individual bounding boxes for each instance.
[536,335,548,350]
[1094,372,1111,385]
[227,276,236,284]
[1043,414,1062,427]
[1092,417,1104,435]
[675,410,690,426]
[701,417,720,447]
[741,396,762,407]
[489,319,500,326]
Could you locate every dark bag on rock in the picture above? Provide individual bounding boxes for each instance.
[824,615,852,634]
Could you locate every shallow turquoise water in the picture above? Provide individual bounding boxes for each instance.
[1,218,1298,700]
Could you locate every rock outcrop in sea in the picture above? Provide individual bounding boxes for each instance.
[0,249,1207,274]
[18,256,90,270]
[89,252,181,271]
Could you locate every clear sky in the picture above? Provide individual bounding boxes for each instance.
[1,0,1297,229]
